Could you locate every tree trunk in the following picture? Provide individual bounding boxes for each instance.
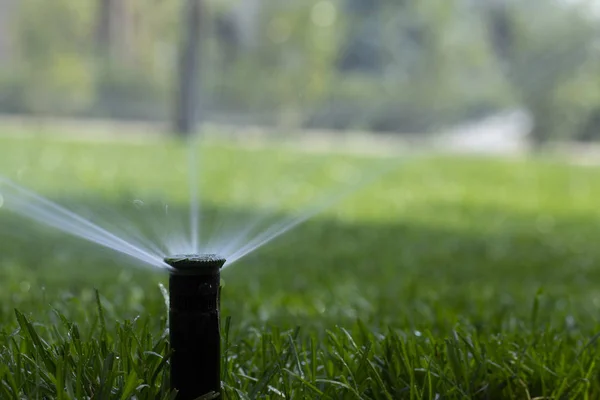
[486,3,513,68]
[96,0,134,65]
[484,3,543,150]
[0,0,16,63]
[96,0,114,60]
[173,0,204,136]
[231,0,261,49]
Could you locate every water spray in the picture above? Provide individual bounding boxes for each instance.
[165,254,226,399]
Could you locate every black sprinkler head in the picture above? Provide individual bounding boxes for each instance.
[166,254,226,399]
[165,253,226,272]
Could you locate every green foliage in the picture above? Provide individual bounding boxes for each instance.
[3,0,600,139]
[484,1,600,145]
[219,0,507,131]
[0,0,174,118]
[1,307,174,399]
[12,0,95,115]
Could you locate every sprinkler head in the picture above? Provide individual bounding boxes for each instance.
[166,253,226,400]
[165,253,226,272]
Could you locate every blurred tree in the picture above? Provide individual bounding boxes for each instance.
[95,0,136,65]
[484,0,599,147]
[92,0,176,120]
[228,0,262,49]
[96,0,115,62]
[12,0,95,115]
[5,0,600,143]
[215,12,240,67]
[0,0,16,64]
[320,0,506,132]
[174,0,204,135]
[337,0,383,73]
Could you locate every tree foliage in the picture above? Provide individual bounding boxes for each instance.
[1,0,600,142]
[485,0,600,146]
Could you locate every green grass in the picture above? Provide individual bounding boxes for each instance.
[2,133,600,398]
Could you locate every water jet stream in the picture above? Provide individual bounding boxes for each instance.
[188,135,201,253]
[204,158,334,259]
[222,157,403,266]
[0,178,168,270]
[0,141,412,273]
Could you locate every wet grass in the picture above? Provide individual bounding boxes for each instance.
[2,134,600,398]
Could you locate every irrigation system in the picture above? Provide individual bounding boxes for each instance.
[165,254,226,399]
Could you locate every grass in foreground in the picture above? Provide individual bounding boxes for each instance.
[1,133,600,398]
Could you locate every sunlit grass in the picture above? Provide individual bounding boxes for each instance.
[1,133,600,398]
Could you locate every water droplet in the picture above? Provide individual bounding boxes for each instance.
[565,315,576,329]
[414,330,422,337]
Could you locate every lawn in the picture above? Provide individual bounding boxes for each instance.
[1,132,600,399]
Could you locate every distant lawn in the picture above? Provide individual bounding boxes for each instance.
[1,132,600,398]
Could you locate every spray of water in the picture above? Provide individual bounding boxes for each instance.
[0,178,169,270]
[0,141,405,273]
[188,136,201,253]
[220,158,402,266]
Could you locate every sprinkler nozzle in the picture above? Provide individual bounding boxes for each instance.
[166,254,226,399]
[165,253,226,271]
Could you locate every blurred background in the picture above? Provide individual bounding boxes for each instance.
[1,0,599,153]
